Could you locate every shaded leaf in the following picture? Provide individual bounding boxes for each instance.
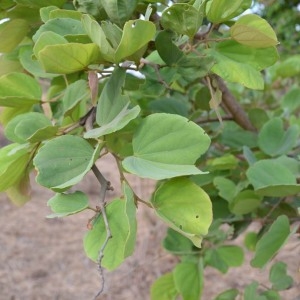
[173,262,203,300]
[34,136,102,191]
[47,191,89,218]
[251,215,290,268]
[150,273,178,300]
[83,199,130,270]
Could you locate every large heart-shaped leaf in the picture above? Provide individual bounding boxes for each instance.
[122,113,211,180]
[151,178,212,247]
[34,136,102,191]
[231,14,278,48]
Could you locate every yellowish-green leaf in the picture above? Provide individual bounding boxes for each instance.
[231,14,278,48]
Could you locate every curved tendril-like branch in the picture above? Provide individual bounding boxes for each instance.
[91,164,113,299]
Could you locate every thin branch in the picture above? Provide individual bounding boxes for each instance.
[213,75,257,132]
[195,115,234,125]
[91,164,113,299]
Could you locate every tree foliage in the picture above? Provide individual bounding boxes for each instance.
[0,0,299,299]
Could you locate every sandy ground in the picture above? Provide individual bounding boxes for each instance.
[0,155,300,300]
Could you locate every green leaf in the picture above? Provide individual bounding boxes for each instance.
[74,0,107,20]
[37,43,99,74]
[244,282,266,300]
[122,181,137,257]
[161,4,203,38]
[0,73,42,107]
[216,245,244,267]
[47,191,89,218]
[208,154,238,171]
[122,113,211,180]
[155,30,184,66]
[33,18,85,42]
[0,53,23,77]
[150,273,178,300]
[115,20,156,63]
[39,6,60,23]
[101,0,138,26]
[246,159,300,197]
[214,41,278,71]
[213,177,237,202]
[258,118,299,157]
[5,173,31,206]
[251,215,290,268]
[148,97,189,117]
[62,79,89,115]
[281,87,300,114]
[231,14,278,48]
[205,248,228,273]
[272,55,300,78]
[83,199,130,270]
[15,0,65,8]
[85,104,140,138]
[84,67,140,138]
[0,19,29,53]
[163,228,194,255]
[207,46,264,90]
[244,232,258,251]
[5,112,53,143]
[33,31,68,59]
[269,262,293,291]
[173,262,203,300]
[19,45,59,78]
[214,289,239,300]
[0,144,30,192]
[34,136,102,191]
[81,14,115,62]
[229,190,262,215]
[151,178,212,248]
[206,0,251,23]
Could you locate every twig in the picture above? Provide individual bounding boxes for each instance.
[213,75,257,132]
[195,115,234,125]
[91,164,113,299]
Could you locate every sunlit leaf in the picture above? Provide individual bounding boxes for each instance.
[151,178,212,247]
[37,43,99,74]
[231,14,278,48]
[123,113,210,180]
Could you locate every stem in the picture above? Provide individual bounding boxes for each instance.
[213,75,257,132]
[91,165,113,299]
